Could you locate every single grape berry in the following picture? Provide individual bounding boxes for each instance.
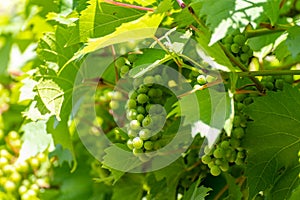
[127,99,137,109]
[275,79,284,90]
[130,120,141,130]
[132,137,144,149]
[143,76,155,86]
[210,165,221,176]
[115,57,125,68]
[197,75,207,85]
[144,141,154,150]
[231,43,240,54]
[127,139,134,150]
[120,65,130,74]
[233,34,246,46]
[127,54,137,63]
[137,94,149,104]
[139,129,151,140]
[201,155,212,164]
[138,85,149,94]
[232,127,245,139]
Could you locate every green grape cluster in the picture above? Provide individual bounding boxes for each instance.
[0,131,51,200]
[222,30,253,65]
[261,75,294,91]
[124,74,170,161]
[201,93,251,176]
[114,53,137,78]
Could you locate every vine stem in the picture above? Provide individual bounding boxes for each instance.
[103,0,154,12]
[237,70,300,77]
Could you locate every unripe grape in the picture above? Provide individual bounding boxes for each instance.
[120,65,130,74]
[132,137,143,149]
[127,54,137,63]
[111,91,123,100]
[201,155,212,164]
[29,158,40,169]
[143,76,155,86]
[129,90,138,100]
[130,120,140,130]
[243,97,253,105]
[3,164,15,174]
[10,172,22,183]
[207,161,215,169]
[213,148,224,159]
[240,53,250,62]
[210,165,221,176]
[233,115,242,127]
[0,157,8,167]
[220,140,230,149]
[139,129,151,140]
[230,138,240,148]
[19,185,28,195]
[144,141,154,150]
[234,94,247,102]
[133,78,143,89]
[109,100,119,110]
[154,75,163,84]
[4,180,16,192]
[283,75,294,84]
[142,116,152,127]
[265,81,274,90]
[133,148,143,156]
[223,35,233,44]
[8,131,19,140]
[136,106,146,114]
[136,114,145,122]
[127,139,134,150]
[127,109,138,120]
[138,85,149,94]
[137,94,149,104]
[230,43,240,54]
[275,79,284,90]
[241,44,250,53]
[232,127,245,139]
[148,88,157,98]
[233,34,246,46]
[128,130,138,138]
[235,158,244,165]
[219,162,229,172]
[127,99,137,109]
[197,75,207,85]
[115,57,125,68]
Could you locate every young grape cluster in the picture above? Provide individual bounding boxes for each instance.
[114,53,137,78]
[0,131,50,200]
[261,75,294,91]
[222,30,253,65]
[124,74,170,161]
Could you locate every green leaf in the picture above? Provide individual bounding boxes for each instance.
[263,0,281,26]
[156,0,173,13]
[195,29,235,72]
[19,77,38,102]
[244,85,300,199]
[36,79,64,121]
[180,89,231,146]
[183,179,212,200]
[154,158,185,199]
[18,120,54,162]
[286,26,300,58]
[46,12,78,26]
[223,174,243,200]
[289,184,300,200]
[0,35,13,75]
[76,1,144,43]
[116,0,157,7]
[112,174,144,200]
[77,13,164,55]
[200,0,267,45]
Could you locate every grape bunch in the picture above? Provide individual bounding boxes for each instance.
[0,131,50,200]
[114,53,137,78]
[201,92,252,176]
[222,30,253,65]
[124,74,170,161]
[260,75,294,91]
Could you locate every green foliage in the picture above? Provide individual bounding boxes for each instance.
[1,0,300,199]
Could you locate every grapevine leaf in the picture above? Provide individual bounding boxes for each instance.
[18,120,54,162]
[263,0,281,26]
[154,158,185,199]
[22,96,52,121]
[115,0,157,7]
[112,174,144,200]
[156,0,173,13]
[244,85,300,199]
[46,12,78,26]
[36,79,64,121]
[48,144,73,167]
[195,29,235,72]
[200,0,267,45]
[290,184,300,200]
[19,77,38,102]
[0,35,13,75]
[76,13,164,56]
[286,26,300,58]
[223,174,243,200]
[180,89,231,146]
[183,180,212,200]
[75,0,144,44]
